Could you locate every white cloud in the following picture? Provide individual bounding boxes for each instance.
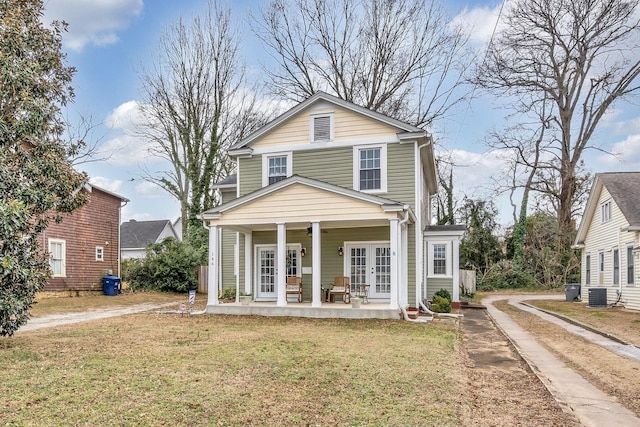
[134,180,164,198]
[597,134,640,170]
[42,0,143,52]
[89,176,123,194]
[451,4,505,45]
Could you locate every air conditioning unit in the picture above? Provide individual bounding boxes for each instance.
[588,288,607,308]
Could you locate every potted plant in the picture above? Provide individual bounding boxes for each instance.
[239,292,252,305]
[351,296,362,308]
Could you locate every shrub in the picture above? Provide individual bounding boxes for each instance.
[434,288,452,303]
[431,295,451,313]
[220,288,236,300]
[126,238,200,293]
[478,260,537,291]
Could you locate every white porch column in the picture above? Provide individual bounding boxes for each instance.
[207,224,219,306]
[452,235,460,303]
[244,232,252,298]
[276,222,287,307]
[401,223,408,307]
[311,221,322,307]
[389,218,399,309]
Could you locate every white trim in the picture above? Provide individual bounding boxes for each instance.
[353,144,387,194]
[250,137,398,155]
[95,246,104,262]
[48,238,66,277]
[262,151,293,187]
[601,199,612,223]
[427,241,452,278]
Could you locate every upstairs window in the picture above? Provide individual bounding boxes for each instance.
[601,200,611,222]
[311,114,333,142]
[354,145,387,192]
[262,152,292,187]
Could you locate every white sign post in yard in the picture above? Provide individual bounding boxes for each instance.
[188,290,196,312]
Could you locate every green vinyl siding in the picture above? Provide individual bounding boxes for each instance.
[221,230,236,291]
[387,143,416,208]
[238,156,262,196]
[220,189,237,204]
[426,277,453,301]
[293,147,353,188]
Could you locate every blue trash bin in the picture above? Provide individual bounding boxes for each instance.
[102,275,121,296]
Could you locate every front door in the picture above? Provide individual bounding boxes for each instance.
[256,247,276,300]
[346,243,391,301]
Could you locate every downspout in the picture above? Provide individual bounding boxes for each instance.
[118,199,128,278]
[614,228,623,306]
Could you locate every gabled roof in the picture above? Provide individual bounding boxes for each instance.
[212,173,237,189]
[201,174,407,219]
[86,183,129,202]
[229,91,426,153]
[574,172,640,245]
[120,219,176,249]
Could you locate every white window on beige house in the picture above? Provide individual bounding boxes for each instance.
[310,113,333,142]
[601,200,611,222]
[598,251,605,284]
[585,254,591,285]
[613,247,620,285]
[49,238,66,277]
[628,246,635,285]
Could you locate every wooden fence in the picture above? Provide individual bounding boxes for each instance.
[460,269,476,295]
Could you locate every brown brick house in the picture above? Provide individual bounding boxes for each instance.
[41,184,128,294]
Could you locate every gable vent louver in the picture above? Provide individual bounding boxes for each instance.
[313,116,331,142]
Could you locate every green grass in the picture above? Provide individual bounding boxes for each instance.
[1,314,463,426]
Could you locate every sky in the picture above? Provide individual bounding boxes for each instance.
[41,0,640,228]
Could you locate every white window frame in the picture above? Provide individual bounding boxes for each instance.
[598,251,605,285]
[427,241,452,278]
[49,238,66,277]
[95,246,104,262]
[262,151,292,187]
[353,144,387,193]
[601,200,612,223]
[612,247,620,285]
[627,245,635,285]
[310,113,334,142]
[585,253,591,285]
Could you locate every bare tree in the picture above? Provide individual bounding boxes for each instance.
[254,0,471,128]
[136,0,267,243]
[475,0,640,247]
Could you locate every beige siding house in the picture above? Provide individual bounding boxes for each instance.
[201,92,463,318]
[574,172,640,310]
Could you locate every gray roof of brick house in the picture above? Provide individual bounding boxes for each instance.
[120,219,173,249]
[598,172,640,227]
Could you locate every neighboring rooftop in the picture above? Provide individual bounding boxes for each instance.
[120,219,176,249]
[598,172,640,227]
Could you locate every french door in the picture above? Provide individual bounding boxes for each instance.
[255,245,301,300]
[346,243,391,300]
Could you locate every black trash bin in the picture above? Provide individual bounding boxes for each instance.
[564,283,581,302]
[102,275,121,296]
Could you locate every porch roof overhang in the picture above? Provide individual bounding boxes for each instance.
[200,175,415,232]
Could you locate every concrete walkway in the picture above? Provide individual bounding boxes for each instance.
[483,294,640,427]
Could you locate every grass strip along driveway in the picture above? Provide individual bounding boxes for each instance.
[1,310,463,426]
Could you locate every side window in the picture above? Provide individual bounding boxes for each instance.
[353,145,387,193]
[627,246,635,285]
[311,114,333,142]
[49,239,66,277]
[286,246,300,277]
[585,254,591,285]
[613,248,619,285]
[428,242,451,277]
[96,246,104,262]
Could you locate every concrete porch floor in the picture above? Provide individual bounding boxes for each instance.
[205,301,402,319]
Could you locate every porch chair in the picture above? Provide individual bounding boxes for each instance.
[329,276,350,303]
[286,276,303,302]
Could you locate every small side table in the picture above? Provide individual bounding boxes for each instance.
[356,284,370,303]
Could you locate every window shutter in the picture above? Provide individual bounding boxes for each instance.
[313,116,331,141]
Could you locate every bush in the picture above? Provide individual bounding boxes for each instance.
[220,288,236,300]
[126,238,200,293]
[478,260,537,291]
[434,288,452,303]
[431,295,451,313]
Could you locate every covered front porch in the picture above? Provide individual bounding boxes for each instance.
[200,176,418,315]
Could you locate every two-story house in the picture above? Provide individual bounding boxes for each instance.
[42,184,128,296]
[200,92,463,318]
[574,172,640,310]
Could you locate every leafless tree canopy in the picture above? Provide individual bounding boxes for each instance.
[476,0,640,244]
[254,0,471,128]
[136,0,266,238]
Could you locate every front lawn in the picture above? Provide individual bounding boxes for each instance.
[1,314,464,426]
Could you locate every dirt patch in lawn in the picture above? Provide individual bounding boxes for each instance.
[457,307,579,426]
[495,300,640,418]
